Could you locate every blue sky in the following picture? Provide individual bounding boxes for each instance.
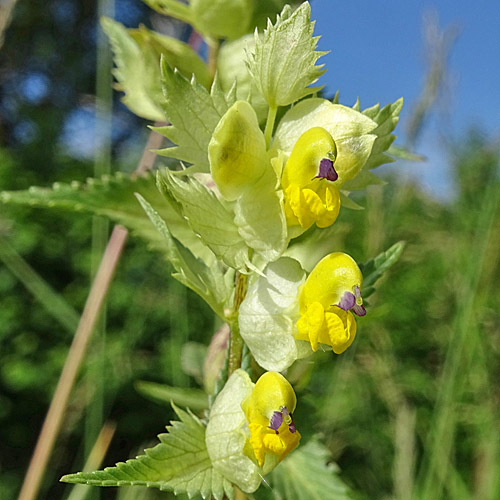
[310,1,500,197]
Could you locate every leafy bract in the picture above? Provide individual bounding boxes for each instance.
[155,60,236,172]
[250,0,289,31]
[157,170,252,271]
[205,369,261,493]
[61,405,234,500]
[359,97,404,170]
[360,241,406,298]
[136,194,232,317]
[239,257,311,371]
[263,439,354,500]
[247,2,327,108]
[0,170,213,265]
[101,18,210,121]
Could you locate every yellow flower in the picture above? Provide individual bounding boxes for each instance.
[241,372,301,468]
[281,127,341,230]
[296,252,366,353]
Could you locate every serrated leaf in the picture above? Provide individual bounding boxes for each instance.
[263,438,353,500]
[141,0,193,24]
[0,170,214,265]
[248,2,327,108]
[156,61,236,172]
[360,241,406,298]
[157,170,252,271]
[101,18,210,121]
[250,0,289,31]
[61,405,234,500]
[361,97,404,170]
[135,381,208,411]
[239,257,311,371]
[136,194,231,316]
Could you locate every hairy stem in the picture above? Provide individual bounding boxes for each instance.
[264,105,277,149]
[227,271,249,376]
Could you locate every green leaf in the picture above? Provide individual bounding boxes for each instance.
[361,97,404,170]
[360,241,406,298]
[101,18,210,121]
[157,170,252,271]
[136,194,232,316]
[263,438,353,500]
[141,0,193,24]
[61,405,234,500]
[135,381,208,411]
[239,257,311,371]
[341,169,386,192]
[247,2,327,108]
[0,170,214,266]
[191,0,253,39]
[155,60,236,172]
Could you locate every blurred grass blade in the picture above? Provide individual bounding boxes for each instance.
[66,422,116,500]
[0,234,80,333]
[135,381,208,411]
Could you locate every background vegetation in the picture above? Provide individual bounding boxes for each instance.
[1,1,499,500]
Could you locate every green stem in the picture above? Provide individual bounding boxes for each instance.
[264,105,277,149]
[207,37,220,82]
[227,272,248,376]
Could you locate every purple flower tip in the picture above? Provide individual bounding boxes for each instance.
[337,291,356,311]
[314,158,338,182]
[268,411,283,434]
[352,303,366,316]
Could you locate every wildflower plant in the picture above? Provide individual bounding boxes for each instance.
[1,1,407,499]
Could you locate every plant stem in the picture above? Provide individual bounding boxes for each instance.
[227,271,248,376]
[264,105,277,149]
[207,37,220,81]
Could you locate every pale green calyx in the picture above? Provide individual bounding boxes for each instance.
[239,257,312,371]
[209,100,268,201]
[205,370,262,493]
